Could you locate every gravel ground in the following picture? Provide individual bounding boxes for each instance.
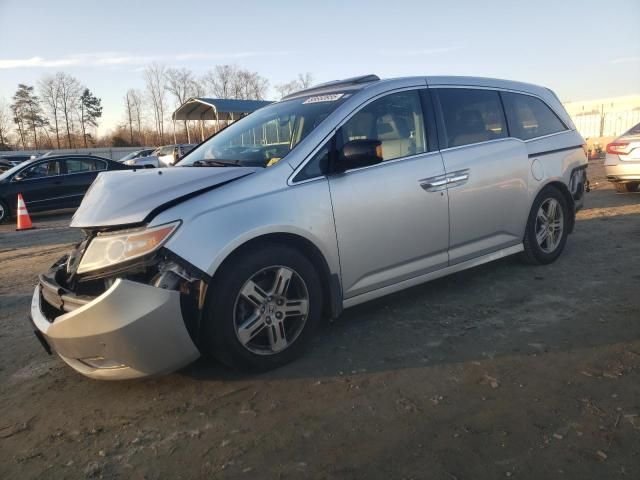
[0,160,639,479]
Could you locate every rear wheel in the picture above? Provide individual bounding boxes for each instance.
[0,200,9,224]
[521,186,569,265]
[201,244,323,371]
[614,182,639,193]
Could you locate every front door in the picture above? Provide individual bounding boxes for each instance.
[11,159,66,212]
[328,90,450,299]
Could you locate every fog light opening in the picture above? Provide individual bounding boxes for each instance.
[79,356,127,370]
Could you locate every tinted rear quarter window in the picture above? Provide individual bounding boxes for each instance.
[501,92,566,140]
[436,88,507,148]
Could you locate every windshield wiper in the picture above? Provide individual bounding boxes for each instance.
[191,159,243,167]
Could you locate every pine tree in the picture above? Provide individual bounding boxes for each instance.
[79,88,102,148]
[11,84,46,149]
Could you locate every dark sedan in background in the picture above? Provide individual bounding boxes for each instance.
[0,154,129,223]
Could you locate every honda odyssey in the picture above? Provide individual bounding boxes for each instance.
[29,75,588,379]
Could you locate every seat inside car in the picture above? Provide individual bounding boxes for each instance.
[451,109,490,147]
[376,114,414,159]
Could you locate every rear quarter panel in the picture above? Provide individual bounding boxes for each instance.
[524,130,587,208]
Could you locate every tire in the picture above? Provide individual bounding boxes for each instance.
[614,182,639,193]
[0,199,9,224]
[201,244,323,371]
[521,185,570,265]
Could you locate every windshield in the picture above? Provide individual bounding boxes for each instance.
[178,93,350,168]
[623,122,640,137]
[119,151,140,162]
[0,159,34,181]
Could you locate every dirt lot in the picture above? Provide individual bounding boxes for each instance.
[1,160,639,479]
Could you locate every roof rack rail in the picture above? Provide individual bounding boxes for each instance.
[312,74,380,89]
[283,74,380,100]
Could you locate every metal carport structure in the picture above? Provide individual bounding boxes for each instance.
[172,98,272,142]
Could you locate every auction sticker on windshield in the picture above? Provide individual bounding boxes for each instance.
[303,94,344,104]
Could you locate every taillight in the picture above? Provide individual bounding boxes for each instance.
[606,142,629,155]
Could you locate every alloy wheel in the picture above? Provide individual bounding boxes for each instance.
[233,266,309,355]
[535,198,564,253]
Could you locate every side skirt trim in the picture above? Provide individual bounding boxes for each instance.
[342,243,524,309]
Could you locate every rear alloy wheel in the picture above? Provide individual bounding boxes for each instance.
[0,200,9,224]
[614,182,639,193]
[521,186,569,265]
[202,244,322,371]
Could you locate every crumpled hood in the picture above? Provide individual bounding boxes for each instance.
[71,166,257,228]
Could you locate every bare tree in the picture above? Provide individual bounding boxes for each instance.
[202,65,238,99]
[275,80,301,99]
[38,76,62,148]
[202,65,268,100]
[129,89,145,145]
[144,63,168,144]
[275,73,315,99]
[297,72,314,89]
[0,98,12,148]
[55,72,82,147]
[124,90,135,145]
[165,67,197,141]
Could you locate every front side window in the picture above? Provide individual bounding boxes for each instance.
[179,93,350,168]
[340,90,427,161]
[436,88,507,148]
[17,160,61,180]
[502,92,566,140]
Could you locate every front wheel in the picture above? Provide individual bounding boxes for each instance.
[0,200,9,224]
[201,244,323,371]
[521,186,569,265]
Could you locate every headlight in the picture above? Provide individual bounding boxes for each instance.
[77,222,180,274]
[124,159,135,165]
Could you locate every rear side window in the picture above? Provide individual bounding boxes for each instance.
[66,158,106,173]
[436,88,507,148]
[502,92,566,140]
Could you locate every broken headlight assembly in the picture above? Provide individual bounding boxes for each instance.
[77,221,180,274]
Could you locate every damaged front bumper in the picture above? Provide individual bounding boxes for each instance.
[30,263,202,380]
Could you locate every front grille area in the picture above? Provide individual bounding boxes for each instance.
[39,267,94,319]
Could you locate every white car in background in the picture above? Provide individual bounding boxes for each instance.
[605,122,640,193]
[156,144,197,167]
[123,145,197,168]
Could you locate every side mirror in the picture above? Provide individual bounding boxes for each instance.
[13,173,25,181]
[334,139,383,173]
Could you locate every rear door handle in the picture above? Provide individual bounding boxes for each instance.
[445,169,470,188]
[447,173,468,183]
[419,176,448,192]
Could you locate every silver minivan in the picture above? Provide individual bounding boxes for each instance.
[30,75,588,379]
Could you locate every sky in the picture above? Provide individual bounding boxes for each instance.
[1,0,639,134]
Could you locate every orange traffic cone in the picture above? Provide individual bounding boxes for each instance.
[16,194,33,231]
